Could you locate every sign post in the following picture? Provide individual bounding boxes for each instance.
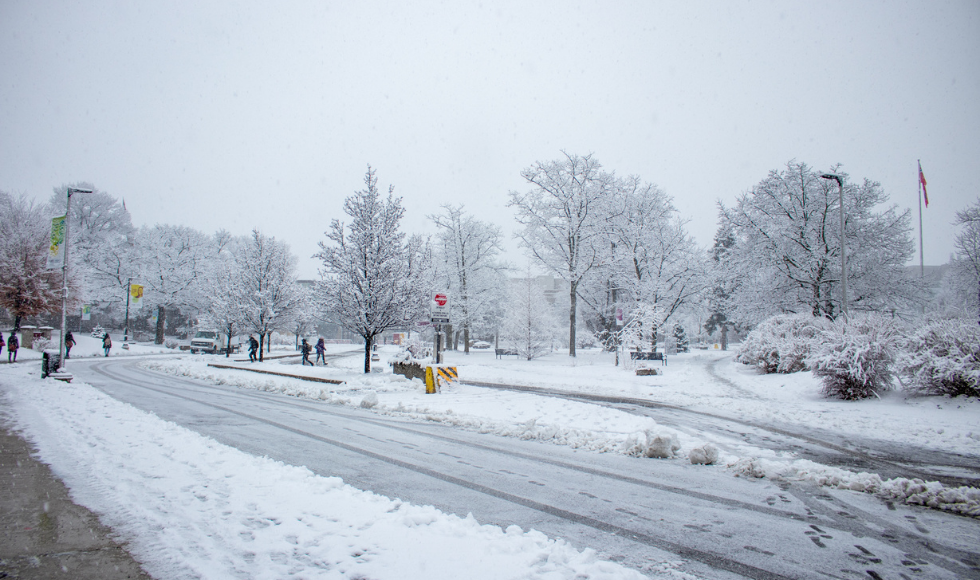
[430,292,450,364]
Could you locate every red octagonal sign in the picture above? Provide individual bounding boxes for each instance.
[434,293,448,306]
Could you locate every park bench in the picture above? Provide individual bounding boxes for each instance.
[630,351,667,366]
[495,348,518,359]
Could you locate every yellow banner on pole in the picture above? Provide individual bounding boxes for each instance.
[130,284,144,306]
[46,215,66,270]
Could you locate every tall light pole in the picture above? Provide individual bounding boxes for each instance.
[820,173,847,318]
[59,186,92,369]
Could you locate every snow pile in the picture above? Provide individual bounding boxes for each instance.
[729,457,980,517]
[688,444,720,465]
[1,370,647,580]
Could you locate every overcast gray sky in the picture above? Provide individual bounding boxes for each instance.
[2,0,978,278]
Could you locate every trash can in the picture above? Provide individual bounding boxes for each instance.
[41,350,61,379]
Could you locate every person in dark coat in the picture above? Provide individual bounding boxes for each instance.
[102,333,112,357]
[301,339,313,366]
[8,332,19,363]
[315,337,326,365]
[0,333,5,358]
[65,331,76,359]
[248,335,259,362]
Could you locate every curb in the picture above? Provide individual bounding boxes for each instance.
[207,363,345,385]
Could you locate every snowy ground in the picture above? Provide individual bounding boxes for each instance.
[2,341,978,579]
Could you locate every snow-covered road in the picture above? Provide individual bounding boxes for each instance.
[63,357,979,579]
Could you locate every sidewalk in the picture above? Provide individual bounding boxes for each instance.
[0,421,152,579]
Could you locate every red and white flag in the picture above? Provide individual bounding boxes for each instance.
[918,161,929,207]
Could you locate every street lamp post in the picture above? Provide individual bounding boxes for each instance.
[820,173,847,318]
[58,186,93,370]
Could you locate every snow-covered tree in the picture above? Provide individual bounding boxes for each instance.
[719,161,918,325]
[236,229,302,360]
[316,166,429,372]
[137,224,211,343]
[605,177,706,344]
[616,302,667,354]
[429,204,507,354]
[509,152,615,357]
[198,235,245,357]
[953,198,980,326]
[48,185,136,315]
[289,285,319,350]
[501,272,557,360]
[0,192,76,329]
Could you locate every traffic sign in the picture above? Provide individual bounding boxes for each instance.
[430,291,451,323]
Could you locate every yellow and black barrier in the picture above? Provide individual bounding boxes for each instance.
[425,365,458,394]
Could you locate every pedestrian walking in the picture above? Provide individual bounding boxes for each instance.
[315,337,326,365]
[8,332,19,363]
[65,331,75,359]
[0,333,4,359]
[102,333,112,357]
[301,339,313,366]
[248,335,259,362]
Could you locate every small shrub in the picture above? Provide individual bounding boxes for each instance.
[165,338,179,349]
[31,337,53,352]
[808,314,905,400]
[902,318,980,397]
[736,314,828,373]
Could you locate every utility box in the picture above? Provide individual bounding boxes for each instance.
[41,350,60,378]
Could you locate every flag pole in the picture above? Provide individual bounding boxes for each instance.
[918,159,924,278]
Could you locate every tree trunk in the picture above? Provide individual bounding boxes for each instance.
[13,315,22,332]
[155,305,166,344]
[363,336,373,373]
[721,324,729,351]
[463,325,470,354]
[445,324,454,350]
[258,332,266,361]
[569,280,578,357]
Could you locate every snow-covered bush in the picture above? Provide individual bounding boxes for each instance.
[736,313,828,373]
[902,318,980,397]
[808,314,906,400]
[31,337,52,352]
[165,338,179,349]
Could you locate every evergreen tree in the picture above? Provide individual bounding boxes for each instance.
[672,324,689,353]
